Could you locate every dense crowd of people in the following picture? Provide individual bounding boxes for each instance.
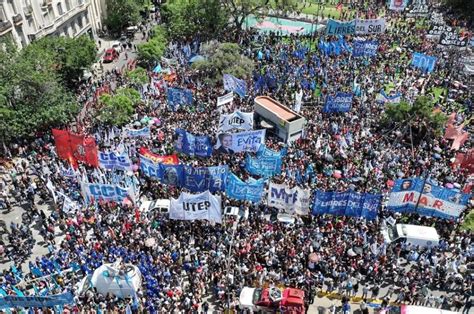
[0,1,472,313]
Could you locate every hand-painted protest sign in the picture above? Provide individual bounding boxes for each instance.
[326,19,356,35]
[386,178,470,219]
[376,90,402,104]
[430,12,445,25]
[183,165,228,192]
[406,0,429,17]
[439,32,468,47]
[214,130,265,154]
[245,154,282,178]
[267,183,311,215]
[98,151,132,171]
[139,147,179,165]
[323,92,353,113]
[0,292,74,309]
[389,0,408,11]
[312,191,382,220]
[170,190,222,223]
[411,52,437,73]
[81,182,135,204]
[167,88,193,109]
[352,40,379,57]
[125,126,151,138]
[223,74,247,97]
[217,92,234,107]
[175,129,212,157]
[355,18,386,35]
[428,24,452,36]
[226,172,265,203]
[218,111,254,132]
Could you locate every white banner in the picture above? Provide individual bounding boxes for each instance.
[218,111,254,132]
[169,191,222,223]
[355,18,386,35]
[267,182,311,215]
[46,179,57,204]
[217,92,234,107]
[214,129,265,154]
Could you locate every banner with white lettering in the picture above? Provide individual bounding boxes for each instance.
[98,151,132,171]
[217,92,234,107]
[326,19,356,35]
[169,191,222,223]
[267,183,311,215]
[406,0,429,17]
[218,111,254,132]
[214,129,265,154]
[355,18,386,35]
[387,178,470,219]
[81,182,136,204]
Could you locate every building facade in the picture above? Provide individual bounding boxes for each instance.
[0,0,105,49]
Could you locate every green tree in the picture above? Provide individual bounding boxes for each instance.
[116,87,142,105]
[161,0,229,39]
[191,41,254,86]
[221,0,299,32]
[0,40,78,143]
[125,67,148,85]
[383,96,448,144]
[25,35,97,87]
[137,26,168,67]
[105,0,141,36]
[98,93,135,126]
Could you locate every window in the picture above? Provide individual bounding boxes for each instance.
[64,0,70,11]
[57,3,63,15]
[0,6,6,21]
[78,15,83,29]
[7,0,17,15]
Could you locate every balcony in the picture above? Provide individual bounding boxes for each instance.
[12,14,23,25]
[41,0,53,9]
[23,5,33,17]
[0,20,13,34]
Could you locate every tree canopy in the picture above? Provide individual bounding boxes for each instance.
[191,42,254,86]
[0,40,79,143]
[98,87,141,126]
[137,26,168,67]
[383,96,448,144]
[161,0,229,40]
[104,0,142,36]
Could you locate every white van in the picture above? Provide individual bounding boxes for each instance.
[381,224,440,248]
[139,199,170,214]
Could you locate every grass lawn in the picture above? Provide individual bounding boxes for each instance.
[461,211,474,231]
[301,4,346,19]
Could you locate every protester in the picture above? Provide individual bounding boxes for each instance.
[0,1,472,313]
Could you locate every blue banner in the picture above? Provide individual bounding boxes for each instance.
[312,191,382,220]
[223,74,247,97]
[387,178,470,219]
[0,292,74,309]
[411,52,437,73]
[326,19,356,35]
[319,38,351,56]
[257,145,287,158]
[323,92,353,113]
[81,182,135,204]
[183,165,228,192]
[98,151,132,171]
[125,126,150,138]
[167,88,193,109]
[352,40,378,57]
[175,129,212,157]
[245,154,282,178]
[226,173,265,203]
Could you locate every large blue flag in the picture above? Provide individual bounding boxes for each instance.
[312,191,381,220]
[245,154,282,178]
[167,88,193,109]
[226,172,265,203]
[223,74,247,97]
[411,52,437,73]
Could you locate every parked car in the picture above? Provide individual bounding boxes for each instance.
[239,286,305,313]
[103,48,119,63]
[111,42,122,53]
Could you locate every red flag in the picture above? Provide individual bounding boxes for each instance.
[52,129,72,160]
[139,147,179,165]
[52,129,98,168]
[336,3,343,12]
